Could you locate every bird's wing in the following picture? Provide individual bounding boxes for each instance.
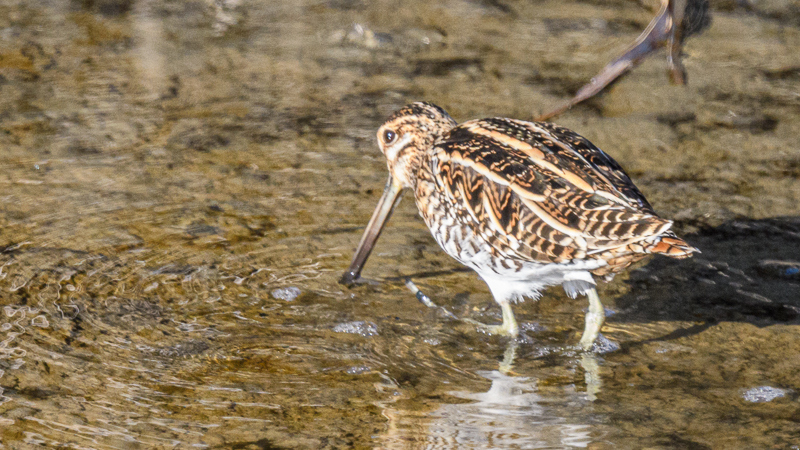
[428,118,671,263]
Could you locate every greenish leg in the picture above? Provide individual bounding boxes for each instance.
[580,353,602,401]
[579,288,605,351]
[499,339,519,375]
[464,300,520,338]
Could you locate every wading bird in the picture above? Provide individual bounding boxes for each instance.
[341,102,696,350]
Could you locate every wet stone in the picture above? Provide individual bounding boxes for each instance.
[591,334,620,354]
[345,366,371,375]
[742,386,788,403]
[333,321,378,337]
[423,337,440,346]
[271,287,301,301]
[520,322,545,332]
[756,260,800,280]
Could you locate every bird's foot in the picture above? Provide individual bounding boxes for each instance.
[463,300,520,337]
[462,318,520,338]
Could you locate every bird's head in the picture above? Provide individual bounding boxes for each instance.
[376,102,457,188]
[340,102,456,285]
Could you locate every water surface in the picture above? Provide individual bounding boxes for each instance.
[0,0,799,448]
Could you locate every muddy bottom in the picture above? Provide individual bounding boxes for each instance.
[0,0,798,448]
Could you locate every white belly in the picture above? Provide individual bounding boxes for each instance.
[424,207,605,302]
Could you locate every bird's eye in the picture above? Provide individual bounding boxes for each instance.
[382,129,398,144]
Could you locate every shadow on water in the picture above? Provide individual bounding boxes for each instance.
[578,217,800,449]
[614,217,800,335]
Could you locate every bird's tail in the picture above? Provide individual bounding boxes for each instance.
[643,231,698,259]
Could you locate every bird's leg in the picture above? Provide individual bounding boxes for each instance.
[666,0,688,84]
[406,278,520,337]
[464,299,520,338]
[499,339,519,375]
[580,353,602,401]
[579,288,605,351]
[404,278,435,308]
[536,0,711,121]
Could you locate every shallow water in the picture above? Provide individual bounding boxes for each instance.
[0,0,799,448]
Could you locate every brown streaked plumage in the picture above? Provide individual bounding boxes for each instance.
[341,102,697,350]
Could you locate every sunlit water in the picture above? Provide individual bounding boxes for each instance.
[0,0,799,448]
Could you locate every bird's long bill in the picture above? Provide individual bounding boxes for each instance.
[339,176,404,286]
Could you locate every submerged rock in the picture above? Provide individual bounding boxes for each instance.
[271,287,301,301]
[741,386,788,403]
[333,321,378,337]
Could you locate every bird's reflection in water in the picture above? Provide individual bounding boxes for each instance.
[380,341,603,448]
[501,341,603,403]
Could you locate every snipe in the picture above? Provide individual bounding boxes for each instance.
[341,102,696,350]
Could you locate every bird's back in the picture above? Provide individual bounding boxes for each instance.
[414,117,695,278]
